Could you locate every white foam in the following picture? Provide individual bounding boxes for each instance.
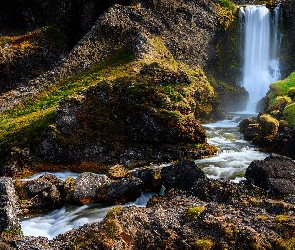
[22,171,79,181]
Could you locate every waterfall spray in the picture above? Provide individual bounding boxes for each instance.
[240,5,281,112]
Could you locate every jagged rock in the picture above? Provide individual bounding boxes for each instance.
[55,94,86,136]
[14,174,64,213]
[72,172,108,205]
[246,154,295,197]
[35,130,68,163]
[238,117,256,134]
[161,160,206,191]
[191,178,253,203]
[101,177,143,205]
[0,177,20,233]
[130,167,162,192]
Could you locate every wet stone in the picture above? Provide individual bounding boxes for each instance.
[73,172,108,204]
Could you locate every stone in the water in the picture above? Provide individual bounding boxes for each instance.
[161,160,206,191]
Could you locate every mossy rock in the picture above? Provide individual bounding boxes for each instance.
[283,103,295,127]
[259,114,279,137]
[288,87,295,100]
[194,239,214,250]
[269,72,295,98]
[267,96,292,113]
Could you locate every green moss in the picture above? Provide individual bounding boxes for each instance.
[267,96,292,112]
[288,87,295,100]
[283,103,295,127]
[194,239,214,250]
[0,226,23,241]
[273,237,295,250]
[274,214,290,223]
[269,72,295,101]
[0,36,12,46]
[0,48,135,156]
[216,0,238,30]
[259,114,279,137]
[262,72,295,128]
[184,206,205,221]
[0,36,220,162]
[218,0,237,11]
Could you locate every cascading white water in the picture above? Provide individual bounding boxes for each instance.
[240,5,281,112]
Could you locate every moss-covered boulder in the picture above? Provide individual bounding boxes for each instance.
[34,61,218,168]
[258,114,279,138]
[239,72,295,158]
[283,103,295,127]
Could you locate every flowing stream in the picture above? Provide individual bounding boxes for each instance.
[21,4,282,241]
[21,113,268,240]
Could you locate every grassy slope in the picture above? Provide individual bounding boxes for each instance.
[267,72,295,127]
[0,47,136,155]
[0,36,217,158]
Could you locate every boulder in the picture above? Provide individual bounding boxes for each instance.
[238,117,256,134]
[72,172,108,204]
[246,154,295,197]
[161,160,206,191]
[14,174,64,213]
[102,177,143,205]
[258,114,279,138]
[0,177,20,233]
[191,178,253,203]
[130,167,163,192]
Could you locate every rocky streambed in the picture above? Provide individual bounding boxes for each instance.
[2,154,295,249]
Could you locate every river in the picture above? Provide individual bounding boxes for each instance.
[21,113,268,240]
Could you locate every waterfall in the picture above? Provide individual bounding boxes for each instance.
[240,5,282,112]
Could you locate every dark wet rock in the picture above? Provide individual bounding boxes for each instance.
[191,178,253,203]
[130,167,162,192]
[285,138,295,156]
[101,177,143,205]
[161,160,206,191]
[239,114,295,158]
[14,174,64,213]
[238,117,256,134]
[267,178,295,197]
[0,177,20,234]
[246,154,295,197]
[72,172,107,204]
[244,123,260,139]
[35,130,68,163]
[15,236,52,250]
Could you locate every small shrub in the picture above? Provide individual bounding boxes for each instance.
[194,239,214,250]
[184,206,205,221]
[216,0,238,30]
[274,214,290,223]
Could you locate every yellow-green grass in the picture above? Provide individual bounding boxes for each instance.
[0,48,136,154]
[0,35,215,157]
[269,72,295,106]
